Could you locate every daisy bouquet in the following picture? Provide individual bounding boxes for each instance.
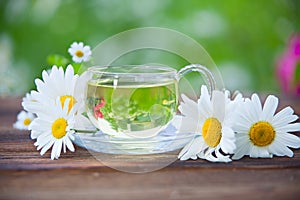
[17,42,96,159]
[178,86,300,162]
[14,41,300,162]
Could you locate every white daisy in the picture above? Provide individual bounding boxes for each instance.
[233,94,300,159]
[29,98,77,160]
[22,65,84,115]
[22,65,94,137]
[178,86,242,162]
[13,111,35,130]
[68,42,92,63]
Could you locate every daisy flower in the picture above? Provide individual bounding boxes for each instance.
[22,65,83,115]
[68,42,92,63]
[178,86,242,162]
[29,98,77,160]
[13,111,35,130]
[233,94,300,159]
[22,65,94,136]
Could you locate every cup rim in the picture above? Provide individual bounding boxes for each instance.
[88,65,177,76]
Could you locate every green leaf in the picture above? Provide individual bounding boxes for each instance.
[47,54,70,67]
[71,62,82,74]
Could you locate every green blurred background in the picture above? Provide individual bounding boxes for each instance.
[0,0,299,96]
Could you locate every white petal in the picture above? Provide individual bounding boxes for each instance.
[40,139,55,155]
[237,103,256,127]
[179,94,198,119]
[65,137,75,152]
[35,79,56,98]
[62,98,71,114]
[31,130,42,139]
[205,150,231,163]
[276,123,300,133]
[256,147,272,158]
[36,132,52,150]
[268,140,294,157]
[65,65,75,92]
[260,95,278,121]
[71,42,78,49]
[23,102,47,116]
[272,114,298,129]
[55,140,63,159]
[276,133,300,148]
[249,146,260,158]
[68,47,75,55]
[74,56,83,63]
[69,133,75,141]
[29,118,51,131]
[198,85,213,115]
[178,136,204,160]
[234,122,250,133]
[251,94,262,120]
[205,154,218,162]
[220,127,235,153]
[272,106,294,123]
[34,79,45,93]
[220,137,236,154]
[232,141,251,160]
[17,111,26,120]
[74,114,97,131]
[50,66,65,95]
[215,149,232,162]
[237,114,253,128]
[83,45,91,52]
[212,91,225,122]
[51,140,62,160]
[178,117,201,133]
[241,95,259,123]
[42,70,51,84]
[14,122,23,130]
[190,155,198,160]
[74,71,91,97]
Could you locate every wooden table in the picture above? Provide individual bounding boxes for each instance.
[0,96,299,200]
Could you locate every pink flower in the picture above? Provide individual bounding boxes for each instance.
[94,109,104,119]
[276,34,300,96]
[93,99,106,119]
[289,35,300,58]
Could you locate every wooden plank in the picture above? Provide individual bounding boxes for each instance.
[0,122,299,171]
[0,168,299,200]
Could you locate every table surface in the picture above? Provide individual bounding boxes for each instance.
[0,96,299,200]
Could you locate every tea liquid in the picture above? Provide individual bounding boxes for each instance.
[86,80,178,136]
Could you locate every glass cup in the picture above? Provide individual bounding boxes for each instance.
[85,64,216,138]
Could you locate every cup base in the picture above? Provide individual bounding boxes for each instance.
[73,115,194,155]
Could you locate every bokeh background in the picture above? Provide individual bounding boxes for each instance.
[0,0,299,96]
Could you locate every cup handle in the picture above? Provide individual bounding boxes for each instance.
[176,64,216,95]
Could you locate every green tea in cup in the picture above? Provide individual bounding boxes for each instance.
[85,65,215,138]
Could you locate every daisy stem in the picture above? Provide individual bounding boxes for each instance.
[72,129,98,134]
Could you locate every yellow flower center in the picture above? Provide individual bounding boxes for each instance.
[52,118,67,139]
[202,117,222,148]
[60,95,77,113]
[249,121,275,147]
[75,50,84,58]
[23,118,31,126]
